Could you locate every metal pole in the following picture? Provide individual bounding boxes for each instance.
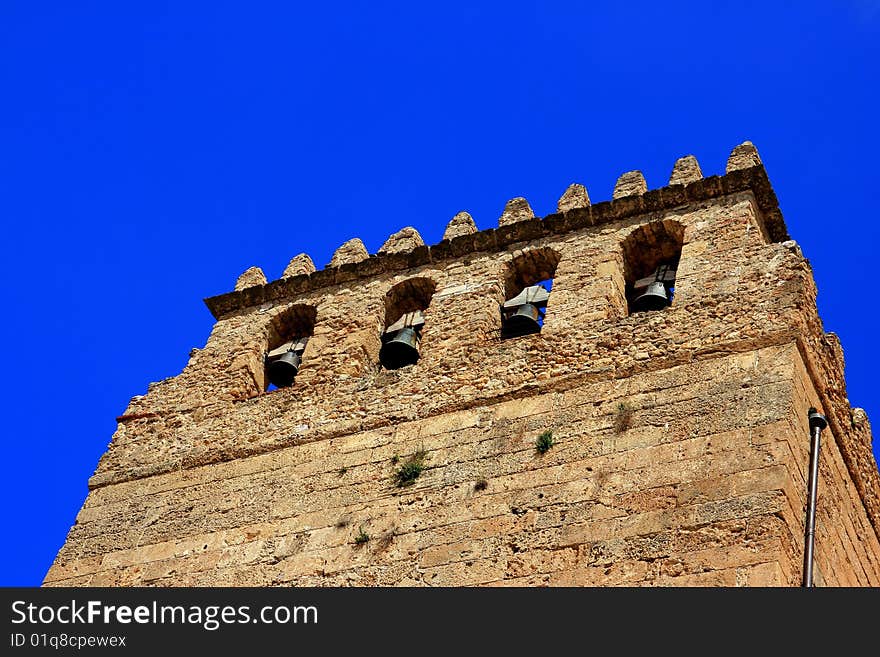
[802,407,827,587]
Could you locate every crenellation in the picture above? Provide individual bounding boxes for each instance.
[235,266,267,291]
[48,143,880,587]
[669,154,703,185]
[557,183,590,212]
[282,253,316,278]
[498,197,536,226]
[726,140,763,172]
[378,226,425,255]
[613,170,648,199]
[204,167,789,319]
[329,237,370,268]
[443,211,478,240]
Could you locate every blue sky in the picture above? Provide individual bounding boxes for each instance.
[1,2,878,586]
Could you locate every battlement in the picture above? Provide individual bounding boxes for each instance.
[206,142,786,319]
[95,139,859,494]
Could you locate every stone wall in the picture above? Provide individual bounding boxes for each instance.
[44,344,880,586]
[45,144,880,586]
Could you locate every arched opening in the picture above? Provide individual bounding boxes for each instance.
[379,277,437,370]
[264,304,317,389]
[621,220,684,314]
[500,248,561,339]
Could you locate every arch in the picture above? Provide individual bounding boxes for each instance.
[500,247,561,338]
[379,277,437,370]
[503,247,561,301]
[383,277,437,330]
[620,220,684,314]
[264,304,317,389]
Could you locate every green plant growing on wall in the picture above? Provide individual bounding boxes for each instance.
[354,526,370,545]
[535,430,554,454]
[393,449,427,487]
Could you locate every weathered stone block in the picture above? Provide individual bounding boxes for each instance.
[352,255,385,278]
[557,183,590,212]
[378,227,425,255]
[429,239,453,262]
[308,267,337,289]
[282,254,316,279]
[329,238,369,268]
[495,217,547,247]
[471,228,497,253]
[669,155,703,185]
[235,266,266,291]
[449,232,476,257]
[685,175,724,203]
[613,170,647,199]
[542,212,568,234]
[444,212,478,240]
[498,197,535,227]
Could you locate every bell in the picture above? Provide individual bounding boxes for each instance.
[379,327,420,370]
[502,303,542,338]
[630,281,669,313]
[267,350,302,388]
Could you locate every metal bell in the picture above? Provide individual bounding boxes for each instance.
[267,350,302,388]
[502,302,542,338]
[379,327,420,370]
[630,281,669,313]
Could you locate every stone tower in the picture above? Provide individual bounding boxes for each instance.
[46,142,880,586]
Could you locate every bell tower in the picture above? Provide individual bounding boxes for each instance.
[45,142,880,587]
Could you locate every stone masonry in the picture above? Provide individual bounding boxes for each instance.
[45,143,880,586]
